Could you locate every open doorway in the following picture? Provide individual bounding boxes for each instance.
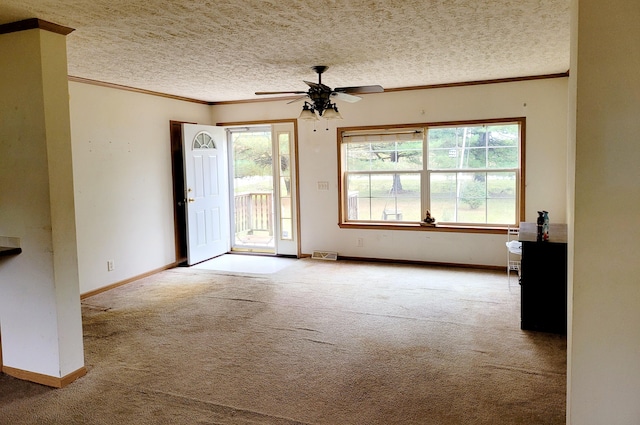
[229,127,275,252]
[227,122,298,256]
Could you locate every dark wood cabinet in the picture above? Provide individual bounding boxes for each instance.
[519,222,567,334]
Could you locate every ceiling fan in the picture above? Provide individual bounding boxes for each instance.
[255,65,384,120]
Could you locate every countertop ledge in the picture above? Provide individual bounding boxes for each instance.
[0,236,21,256]
[0,246,21,256]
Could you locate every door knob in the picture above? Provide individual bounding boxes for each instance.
[188,198,195,203]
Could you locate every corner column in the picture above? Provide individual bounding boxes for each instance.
[0,19,85,387]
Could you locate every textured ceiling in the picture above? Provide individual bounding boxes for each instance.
[0,0,571,103]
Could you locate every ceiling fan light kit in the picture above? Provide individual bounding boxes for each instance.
[298,101,342,121]
[299,102,319,120]
[321,104,342,120]
[256,65,383,121]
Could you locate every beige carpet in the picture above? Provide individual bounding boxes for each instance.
[0,259,566,424]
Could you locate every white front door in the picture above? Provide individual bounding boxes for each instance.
[183,124,230,265]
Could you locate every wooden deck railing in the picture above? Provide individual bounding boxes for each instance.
[234,192,273,235]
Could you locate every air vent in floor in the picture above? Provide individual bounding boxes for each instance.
[311,250,338,261]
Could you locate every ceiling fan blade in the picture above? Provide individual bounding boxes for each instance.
[304,81,332,91]
[287,95,309,104]
[304,80,321,89]
[331,92,362,103]
[334,85,384,94]
[255,91,308,95]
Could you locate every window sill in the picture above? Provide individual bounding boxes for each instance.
[338,222,507,235]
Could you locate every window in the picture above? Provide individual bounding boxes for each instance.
[192,131,215,149]
[339,118,524,229]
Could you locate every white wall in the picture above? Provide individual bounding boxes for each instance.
[66,77,568,295]
[213,78,569,267]
[568,0,640,422]
[69,82,212,294]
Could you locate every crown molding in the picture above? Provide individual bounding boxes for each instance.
[69,71,570,106]
[68,76,212,105]
[382,71,570,94]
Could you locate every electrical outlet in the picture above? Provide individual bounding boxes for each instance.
[107,260,114,271]
[357,238,364,247]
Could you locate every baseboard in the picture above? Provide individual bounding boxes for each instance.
[80,262,181,299]
[2,365,87,388]
[332,255,504,271]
